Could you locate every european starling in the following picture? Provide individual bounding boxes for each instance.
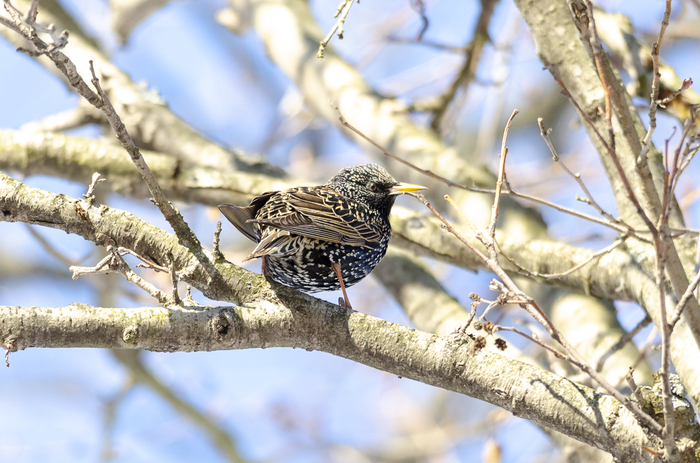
[218,164,426,308]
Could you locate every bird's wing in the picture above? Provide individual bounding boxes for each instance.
[244,228,293,261]
[249,188,382,247]
[219,191,278,242]
[219,204,258,242]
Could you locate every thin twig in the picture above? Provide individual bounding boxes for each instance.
[69,247,170,304]
[118,247,168,273]
[410,0,429,41]
[596,314,652,372]
[317,0,356,59]
[451,294,481,336]
[82,172,105,206]
[496,326,573,363]
[487,109,519,242]
[408,193,489,263]
[640,0,674,162]
[213,221,225,262]
[499,237,626,281]
[335,105,650,241]
[549,68,657,235]
[24,0,38,23]
[386,36,465,53]
[2,338,14,367]
[659,78,693,107]
[541,239,625,280]
[166,251,182,306]
[667,113,699,204]
[669,262,700,329]
[584,0,616,158]
[69,253,114,279]
[109,252,170,304]
[626,368,643,404]
[538,118,630,231]
[671,136,699,199]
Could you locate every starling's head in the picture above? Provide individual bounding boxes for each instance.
[327,164,427,216]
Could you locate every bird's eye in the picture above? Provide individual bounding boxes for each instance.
[368,183,378,191]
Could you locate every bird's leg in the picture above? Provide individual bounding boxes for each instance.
[331,262,353,310]
[261,255,271,277]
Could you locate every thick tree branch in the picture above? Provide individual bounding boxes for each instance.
[0,302,669,463]
[0,130,294,206]
[0,0,286,179]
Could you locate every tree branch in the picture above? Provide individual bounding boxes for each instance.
[0,303,665,462]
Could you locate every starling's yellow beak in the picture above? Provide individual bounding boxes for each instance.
[389,182,428,195]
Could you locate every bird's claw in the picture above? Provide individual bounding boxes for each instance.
[338,297,353,310]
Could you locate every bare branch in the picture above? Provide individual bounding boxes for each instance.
[487,109,518,242]
[538,117,633,232]
[69,247,170,304]
[640,0,674,161]
[0,302,666,459]
[166,251,182,306]
[337,107,650,239]
[317,0,356,59]
[596,315,652,372]
[502,237,627,281]
[82,172,105,206]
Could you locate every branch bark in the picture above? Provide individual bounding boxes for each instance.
[0,301,666,463]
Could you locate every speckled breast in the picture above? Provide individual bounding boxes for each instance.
[265,235,390,293]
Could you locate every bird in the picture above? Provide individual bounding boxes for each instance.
[218,164,426,309]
